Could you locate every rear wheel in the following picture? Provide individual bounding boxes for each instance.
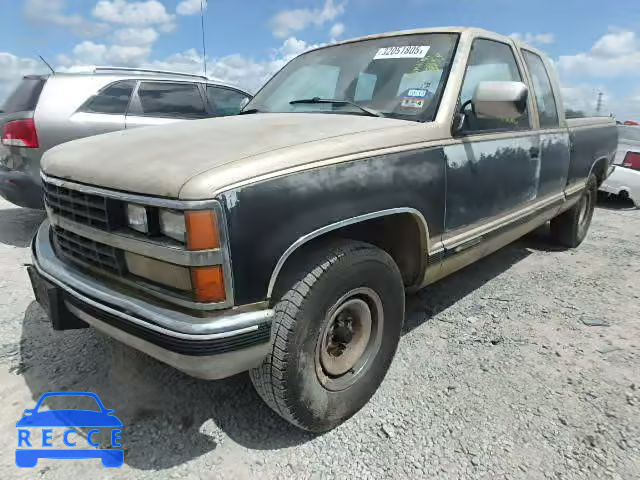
[550,174,597,248]
[249,240,405,432]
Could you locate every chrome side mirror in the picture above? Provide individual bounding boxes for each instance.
[473,81,528,119]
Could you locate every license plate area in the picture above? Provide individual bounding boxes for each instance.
[27,266,88,330]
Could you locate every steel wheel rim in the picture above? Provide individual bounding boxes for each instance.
[315,287,384,391]
[578,190,592,227]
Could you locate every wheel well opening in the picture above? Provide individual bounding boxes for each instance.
[591,158,609,187]
[272,213,426,299]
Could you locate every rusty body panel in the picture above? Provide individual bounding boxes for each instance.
[219,148,446,305]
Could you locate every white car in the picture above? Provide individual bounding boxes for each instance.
[600,125,640,207]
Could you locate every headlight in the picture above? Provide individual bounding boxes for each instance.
[159,209,186,243]
[121,203,227,303]
[126,204,148,233]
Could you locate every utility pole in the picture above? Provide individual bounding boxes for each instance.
[596,91,603,115]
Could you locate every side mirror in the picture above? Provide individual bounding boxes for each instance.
[472,81,528,120]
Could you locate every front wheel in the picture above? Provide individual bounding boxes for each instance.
[550,174,597,248]
[250,240,405,432]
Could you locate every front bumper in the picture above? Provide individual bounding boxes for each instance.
[31,220,273,379]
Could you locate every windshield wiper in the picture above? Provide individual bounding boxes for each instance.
[239,108,261,115]
[289,97,384,118]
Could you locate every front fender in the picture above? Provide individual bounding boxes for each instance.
[219,147,447,305]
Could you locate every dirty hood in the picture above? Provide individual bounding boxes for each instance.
[41,113,416,199]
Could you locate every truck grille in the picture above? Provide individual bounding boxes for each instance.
[52,227,124,275]
[43,181,111,230]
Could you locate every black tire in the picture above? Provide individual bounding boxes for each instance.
[249,240,405,432]
[550,174,597,248]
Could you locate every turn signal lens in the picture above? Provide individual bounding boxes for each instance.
[191,265,226,302]
[185,210,220,250]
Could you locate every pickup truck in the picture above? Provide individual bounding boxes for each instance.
[28,27,617,432]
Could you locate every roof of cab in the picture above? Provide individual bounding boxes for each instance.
[306,26,542,56]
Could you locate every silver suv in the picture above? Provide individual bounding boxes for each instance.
[0,67,252,209]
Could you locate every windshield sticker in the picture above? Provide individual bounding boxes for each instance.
[401,98,425,109]
[407,89,428,98]
[374,46,430,60]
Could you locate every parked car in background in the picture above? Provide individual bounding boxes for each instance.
[0,67,252,209]
[29,27,617,432]
[599,124,640,207]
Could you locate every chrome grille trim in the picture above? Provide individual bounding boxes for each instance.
[40,172,235,311]
[53,227,124,274]
[43,181,111,230]
[48,211,223,267]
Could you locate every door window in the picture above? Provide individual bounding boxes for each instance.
[137,82,207,118]
[523,50,559,128]
[458,39,530,132]
[80,81,136,115]
[206,87,250,116]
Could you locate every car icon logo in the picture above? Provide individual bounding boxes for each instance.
[16,391,123,468]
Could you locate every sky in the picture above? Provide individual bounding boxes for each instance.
[1,0,640,120]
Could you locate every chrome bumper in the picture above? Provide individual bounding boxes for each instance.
[32,220,273,379]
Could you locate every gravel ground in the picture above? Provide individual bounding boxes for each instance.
[0,195,638,479]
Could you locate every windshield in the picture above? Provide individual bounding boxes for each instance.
[246,33,459,122]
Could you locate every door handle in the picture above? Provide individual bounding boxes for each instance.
[529,147,540,158]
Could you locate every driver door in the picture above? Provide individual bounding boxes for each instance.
[444,38,540,234]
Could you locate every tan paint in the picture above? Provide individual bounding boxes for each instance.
[420,184,585,287]
[423,202,560,286]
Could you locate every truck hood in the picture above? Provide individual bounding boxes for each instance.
[41,113,434,199]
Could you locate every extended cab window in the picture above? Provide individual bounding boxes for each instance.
[459,38,530,132]
[137,82,207,118]
[523,50,559,128]
[80,80,136,115]
[206,86,250,116]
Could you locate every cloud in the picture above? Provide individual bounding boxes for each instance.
[57,41,151,67]
[329,23,345,41]
[147,37,321,92]
[591,30,636,57]
[24,0,109,37]
[0,34,319,104]
[555,29,640,120]
[0,52,46,103]
[557,30,640,79]
[111,27,159,46]
[93,0,175,27]
[269,0,346,39]
[176,0,207,16]
[561,84,606,115]
[509,32,555,45]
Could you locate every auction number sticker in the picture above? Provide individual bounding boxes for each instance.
[374,45,430,60]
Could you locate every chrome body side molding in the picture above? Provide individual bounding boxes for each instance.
[266,208,431,299]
